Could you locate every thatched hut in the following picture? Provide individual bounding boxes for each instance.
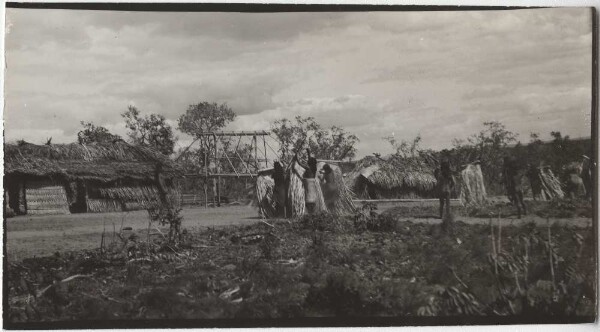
[4,141,180,216]
[346,155,441,199]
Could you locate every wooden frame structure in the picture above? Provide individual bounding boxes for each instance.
[184,130,276,207]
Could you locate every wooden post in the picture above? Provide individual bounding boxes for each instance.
[214,133,221,207]
[263,136,268,167]
[204,149,208,208]
[253,135,258,171]
[21,180,27,214]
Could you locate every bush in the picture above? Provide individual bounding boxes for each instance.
[306,269,367,316]
[354,203,397,232]
[297,212,350,233]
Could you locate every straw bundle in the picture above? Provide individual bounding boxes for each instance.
[459,163,487,206]
[287,162,306,217]
[538,167,564,200]
[317,162,356,215]
[255,170,276,218]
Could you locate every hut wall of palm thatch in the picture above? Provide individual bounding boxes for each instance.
[4,141,180,216]
[25,180,71,215]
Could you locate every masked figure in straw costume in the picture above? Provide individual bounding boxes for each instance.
[435,157,455,219]
[295,149,318,214]
[272,161,287,218]
[320,164,340,212]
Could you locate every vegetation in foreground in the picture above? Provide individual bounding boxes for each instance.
[6,203,596,324]
[384,198,594,220]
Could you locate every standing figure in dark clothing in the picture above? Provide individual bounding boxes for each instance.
[527,163,543,201]
[272,161,287,218]
[435,159,455,219]
[503,156,527,218]
[306,148,318,178]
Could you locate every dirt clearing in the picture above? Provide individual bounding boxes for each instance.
[6,205,260,260]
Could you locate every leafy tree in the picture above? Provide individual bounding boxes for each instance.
[467,121,517,187]
[524,132,544,167]
[177,102,237,167]
[548,131,585,173]
[178,102,236,139]
[312,125,359,161]
[271,116,359,163]
[122,106,177,155]
[77,121,122,144]
[449,121,517,195]
[384,134,423,159]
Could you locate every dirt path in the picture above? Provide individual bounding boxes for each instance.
[5,203,592,261]
[5,205,260,260]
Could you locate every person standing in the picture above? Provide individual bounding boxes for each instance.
[435,158,455,219]
[272,161,287,218]
[503,156,527,218]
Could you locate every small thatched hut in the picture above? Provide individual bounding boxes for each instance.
[4,141,180,216]
[346,155,441,199]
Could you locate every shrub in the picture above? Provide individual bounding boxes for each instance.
[354,202,397,232]
[297,212,350,233]
[306,269,367,316]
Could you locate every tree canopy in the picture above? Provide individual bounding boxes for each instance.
[177,102,236,138]
[122,106,177,155]
[270,116,359,162]
[77,121,122,144]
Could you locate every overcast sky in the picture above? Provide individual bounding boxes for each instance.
[4,8,593,158]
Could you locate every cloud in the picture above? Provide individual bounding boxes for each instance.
[4,8,593,159]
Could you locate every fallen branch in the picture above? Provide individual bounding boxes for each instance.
[37,274,93,298]
[154,226,167,239]
[450,267,469,290]
[260,220,275,228]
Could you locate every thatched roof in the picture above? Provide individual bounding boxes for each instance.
[346,154,438,193]
[4,141,181,182]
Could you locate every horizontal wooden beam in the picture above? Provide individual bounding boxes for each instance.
[184,173,257,178]
[316,159,351,164]
[353,199,460,203]
[195,131,270,137]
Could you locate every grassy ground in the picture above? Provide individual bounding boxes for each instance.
[383,199,593,221]
[5,200,596,324]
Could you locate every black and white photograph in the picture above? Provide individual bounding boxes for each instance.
[2,3,598,328]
